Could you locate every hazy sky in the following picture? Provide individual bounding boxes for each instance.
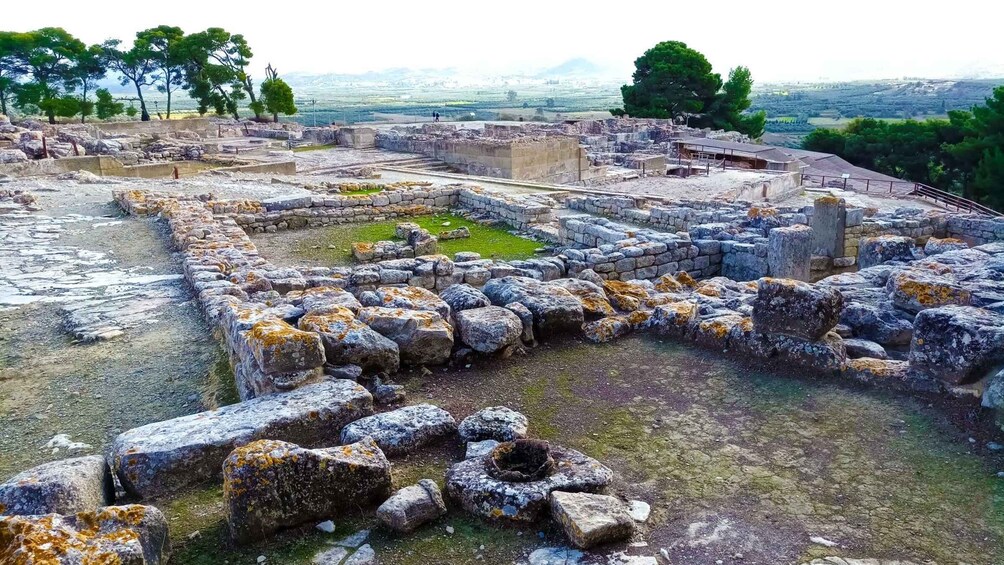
[8,0,1004,82]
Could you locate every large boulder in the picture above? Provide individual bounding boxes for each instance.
[111,380,373,499]
[752,278,843,340]
[0,456,113,516]
[0,505,170,564]
[549,279,615,320]
[582,316,634,343]
[298,287,362,313]
[458,407,528,442]
[223,438,391,544]
[246,319,325,374]
[886,268,972,313]
[362,286,451,321]
[648,300,699,338]
[909,305,1004,384]
[924,237,970,256]
[356,307,454,366]
[549,491,634,549]
[376,479,447,533]
[340,404,457,456]
[298,308,400,374]
[455,306,523,353]
[858,235,916,269]
[483,277,584,337]
[840,301,914,345]
[439,284,491,317]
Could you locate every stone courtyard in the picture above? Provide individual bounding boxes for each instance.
[1,115,1004,565]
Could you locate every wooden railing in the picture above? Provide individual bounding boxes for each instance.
[803,174,1001,217]
[909,183,1002,217]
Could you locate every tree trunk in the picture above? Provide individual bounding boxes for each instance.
[273,113,278,123]
[0,87,7,116]
[134,83,150,121]
[166,88,172,119]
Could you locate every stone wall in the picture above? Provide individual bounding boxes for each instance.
[947,215,1004,246]
[227,187,462,233]
[456,189,556,231]
[377,133,600,184]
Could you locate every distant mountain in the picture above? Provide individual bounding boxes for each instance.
[535,58,606,78]
[282,67,462,88]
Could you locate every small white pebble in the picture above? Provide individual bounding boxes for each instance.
[446,525,455,534]
[256,556,266,564]
[316,520,335,533]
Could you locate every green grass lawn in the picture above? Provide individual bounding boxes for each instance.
[293,213,542,265]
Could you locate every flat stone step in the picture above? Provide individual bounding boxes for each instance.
[111,379,374,499]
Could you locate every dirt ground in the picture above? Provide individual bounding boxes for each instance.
[164,336,1004,565]
[0,190,223,478]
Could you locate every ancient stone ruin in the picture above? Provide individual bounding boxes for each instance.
[1,115,1003,565]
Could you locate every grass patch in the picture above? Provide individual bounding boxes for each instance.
[286,213,541,266]
[292,143,338,153]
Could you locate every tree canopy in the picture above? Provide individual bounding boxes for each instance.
[259,64,296,122]
[614,41,765,137]
[1,25,291,123]
[802,86,1004,210]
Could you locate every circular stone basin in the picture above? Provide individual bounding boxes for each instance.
[486,439,555,482]
[445,444,613,523]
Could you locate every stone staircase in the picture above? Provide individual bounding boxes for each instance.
[389,157,457,173]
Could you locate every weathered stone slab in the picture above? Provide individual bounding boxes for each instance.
[111,379,373,499]
[752,278,843,340]
[483,277,584,336]
[767,224,812,281]
[356,307,454,366]
[0,456,113,516]
[840,301,913,345]
[246,318,325,374]
[0,505,170,564]
[361,286,452,321]
[298,308,400,374]
[376,479,447,533]
[224,438,391,544]
[909,305,1004,384]
[458,407,528,442]
[550,491,633,549]
[810,196,846,257]
[439,283,491,317]
[583,317,633,343]
[455,306,522,353]
[887,268,971,313]
[340,404,457,456]
[858,235,916,269]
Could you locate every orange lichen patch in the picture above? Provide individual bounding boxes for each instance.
[643,295,675,308]
[695,283,723,297]
[699,318,733,339]
[298,309,358,341]
[0,506,148,563]
[626,310,651,327]
[675,272,698,288]
[248,319,318,349]
[578,294,617,317]
[747,207,778,219]
[815,195,843,205]
[653,274,683,293]
[891,272,971,308]
[352,242,376,253]
[601,280,649,300]
[843,358,909,380]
